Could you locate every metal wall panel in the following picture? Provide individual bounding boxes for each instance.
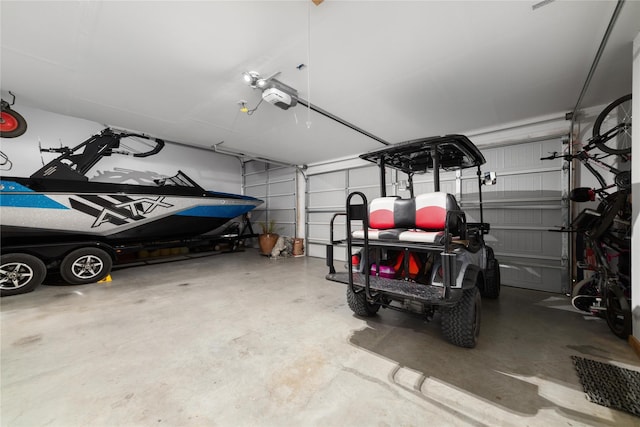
[243,161,297,238]
[306,165,383,261]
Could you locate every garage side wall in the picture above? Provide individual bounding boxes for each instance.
[632,32,639,344]
[0,105,243,194]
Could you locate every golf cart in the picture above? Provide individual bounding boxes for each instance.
[325,134,500,348]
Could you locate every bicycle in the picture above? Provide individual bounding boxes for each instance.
[541,93,632,338]
[569,197,631,338]
[540,149,630,251]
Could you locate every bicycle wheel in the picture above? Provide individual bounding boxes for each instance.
[592,94,631,155]
[595,191,631,251]
[604,281,632,339]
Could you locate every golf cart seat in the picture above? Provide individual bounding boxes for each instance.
[352,192,464,244]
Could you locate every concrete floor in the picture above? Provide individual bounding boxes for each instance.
[1,249,639,427]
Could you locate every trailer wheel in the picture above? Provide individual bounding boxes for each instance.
[60,248,112,285]
[347,287,380,317]
[441,286,481,348]
[0,253,46,297]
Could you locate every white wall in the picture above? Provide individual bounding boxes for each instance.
[632,32,639,343]
[0,105,242,194]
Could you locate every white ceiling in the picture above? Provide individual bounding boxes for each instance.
[1,1,639,166]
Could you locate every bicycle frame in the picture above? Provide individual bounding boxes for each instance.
[541,139,628,199]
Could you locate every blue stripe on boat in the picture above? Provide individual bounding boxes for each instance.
[0,181,69,209]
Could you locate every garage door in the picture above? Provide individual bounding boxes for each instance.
[460,136,569,293]
[306,135,569,293]
[243,161,297,238]
[307,164,393,260]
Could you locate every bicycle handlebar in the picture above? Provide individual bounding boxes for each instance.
[540,151,572,161]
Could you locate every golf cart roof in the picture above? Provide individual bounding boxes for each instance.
[360,134,486,174]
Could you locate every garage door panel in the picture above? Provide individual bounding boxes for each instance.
[501,172,561,192]
[308,244,347,261]
[269,213,295,236]
[461,191,562,204]
[308,171,346,192]
[245,173,266,186]
[308,190,346,209]
[353,187,382,203]
[474,139,561,172]
[269,195,295,210]
[410,179,456,195]
[309,223,358,243]
[269,180,295,195]
[244,161,266,175]
[251,210,267,224]
[348,166,379,187]
[308,212,346,242]
[307,243,325,259]
[464,207,560,227]
[413,170,457,183]
[268,167,295,181]
[490,229,562,258]
[498,257,562,291]
[461,172,561,195]
[308,223,332,241]
[269,209,295,223]
[308,211,346,225]
[307,223,324,241]
[245,183,267,199]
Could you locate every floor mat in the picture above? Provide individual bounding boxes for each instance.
[571,355,640,417]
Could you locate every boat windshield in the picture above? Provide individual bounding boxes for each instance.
[154,171,203,190]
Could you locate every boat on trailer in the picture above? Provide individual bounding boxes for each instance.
[0,128,262,295]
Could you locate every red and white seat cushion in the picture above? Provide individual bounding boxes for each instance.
[368,197,398,229]
[398,230,445,244]
[415,192,452,230]
[352,193,459,244]
[400,192,459,243]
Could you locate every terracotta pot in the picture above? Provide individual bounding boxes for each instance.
[293,238,304,256]
[258,233,279,255]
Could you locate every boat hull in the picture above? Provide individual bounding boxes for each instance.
[0,178,262,246]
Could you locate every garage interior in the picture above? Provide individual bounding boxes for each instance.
[1,1,639,426]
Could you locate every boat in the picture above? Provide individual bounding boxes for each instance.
[0,128,262,246]
[0,128,263,296]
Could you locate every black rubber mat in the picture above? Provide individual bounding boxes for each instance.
[571,355,640,417]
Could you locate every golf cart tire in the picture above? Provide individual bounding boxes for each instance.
[441,285,481,348]
[347,287,380,317]
[482,248,501,299]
